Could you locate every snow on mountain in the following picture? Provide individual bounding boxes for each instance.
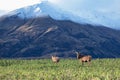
[76,10,120,29]
[1,1,120,29]
[0,10,9,16]
[9,1,92,25]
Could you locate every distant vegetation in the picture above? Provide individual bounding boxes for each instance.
[0,58,120,80]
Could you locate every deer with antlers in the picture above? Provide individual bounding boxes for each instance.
[74,51,92,65]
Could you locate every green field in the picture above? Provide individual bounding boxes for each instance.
[0,58,120,80]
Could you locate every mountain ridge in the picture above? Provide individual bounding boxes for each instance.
[0,14,120,58]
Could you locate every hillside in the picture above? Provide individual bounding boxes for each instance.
[0,14,120,58]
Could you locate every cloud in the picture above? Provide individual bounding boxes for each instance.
[0,0,120,29]
[0,0,41,11]
[48,0,120,12]
[48,0,120,29]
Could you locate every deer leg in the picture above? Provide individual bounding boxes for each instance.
[88,61,91,65]
[81,61,84,65]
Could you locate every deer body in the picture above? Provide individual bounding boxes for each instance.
[51,56,60,63]
[75,51,92,64]
[80,55,92,62]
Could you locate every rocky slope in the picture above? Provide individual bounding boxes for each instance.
[0,14,120,58]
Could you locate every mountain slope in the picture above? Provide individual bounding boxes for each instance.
[0,14,120,58]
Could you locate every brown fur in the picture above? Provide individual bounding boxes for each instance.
[75,51,92,65]
[51,56,60,63]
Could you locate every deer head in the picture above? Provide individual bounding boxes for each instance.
[73,50,80,59]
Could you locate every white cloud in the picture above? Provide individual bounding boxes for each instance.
[0,0,41,11]
[48,0,120,29]
[48,0,120,12]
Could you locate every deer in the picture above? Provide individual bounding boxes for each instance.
[51,55,60,63]
[74,51,92,65]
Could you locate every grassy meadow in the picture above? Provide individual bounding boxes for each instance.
[0,58,120,80]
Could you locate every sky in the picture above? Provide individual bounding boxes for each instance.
[0,0,41,11]
[48,0,120,15]
[0,0,119,12]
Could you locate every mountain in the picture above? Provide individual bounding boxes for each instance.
[9,1,92,25]
[0,14,120,58]
[0,1,120,58]
[0,10,9,16]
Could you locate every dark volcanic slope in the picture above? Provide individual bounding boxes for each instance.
[0,15,120,58]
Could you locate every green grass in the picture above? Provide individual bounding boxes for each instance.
[0,58,120,80]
